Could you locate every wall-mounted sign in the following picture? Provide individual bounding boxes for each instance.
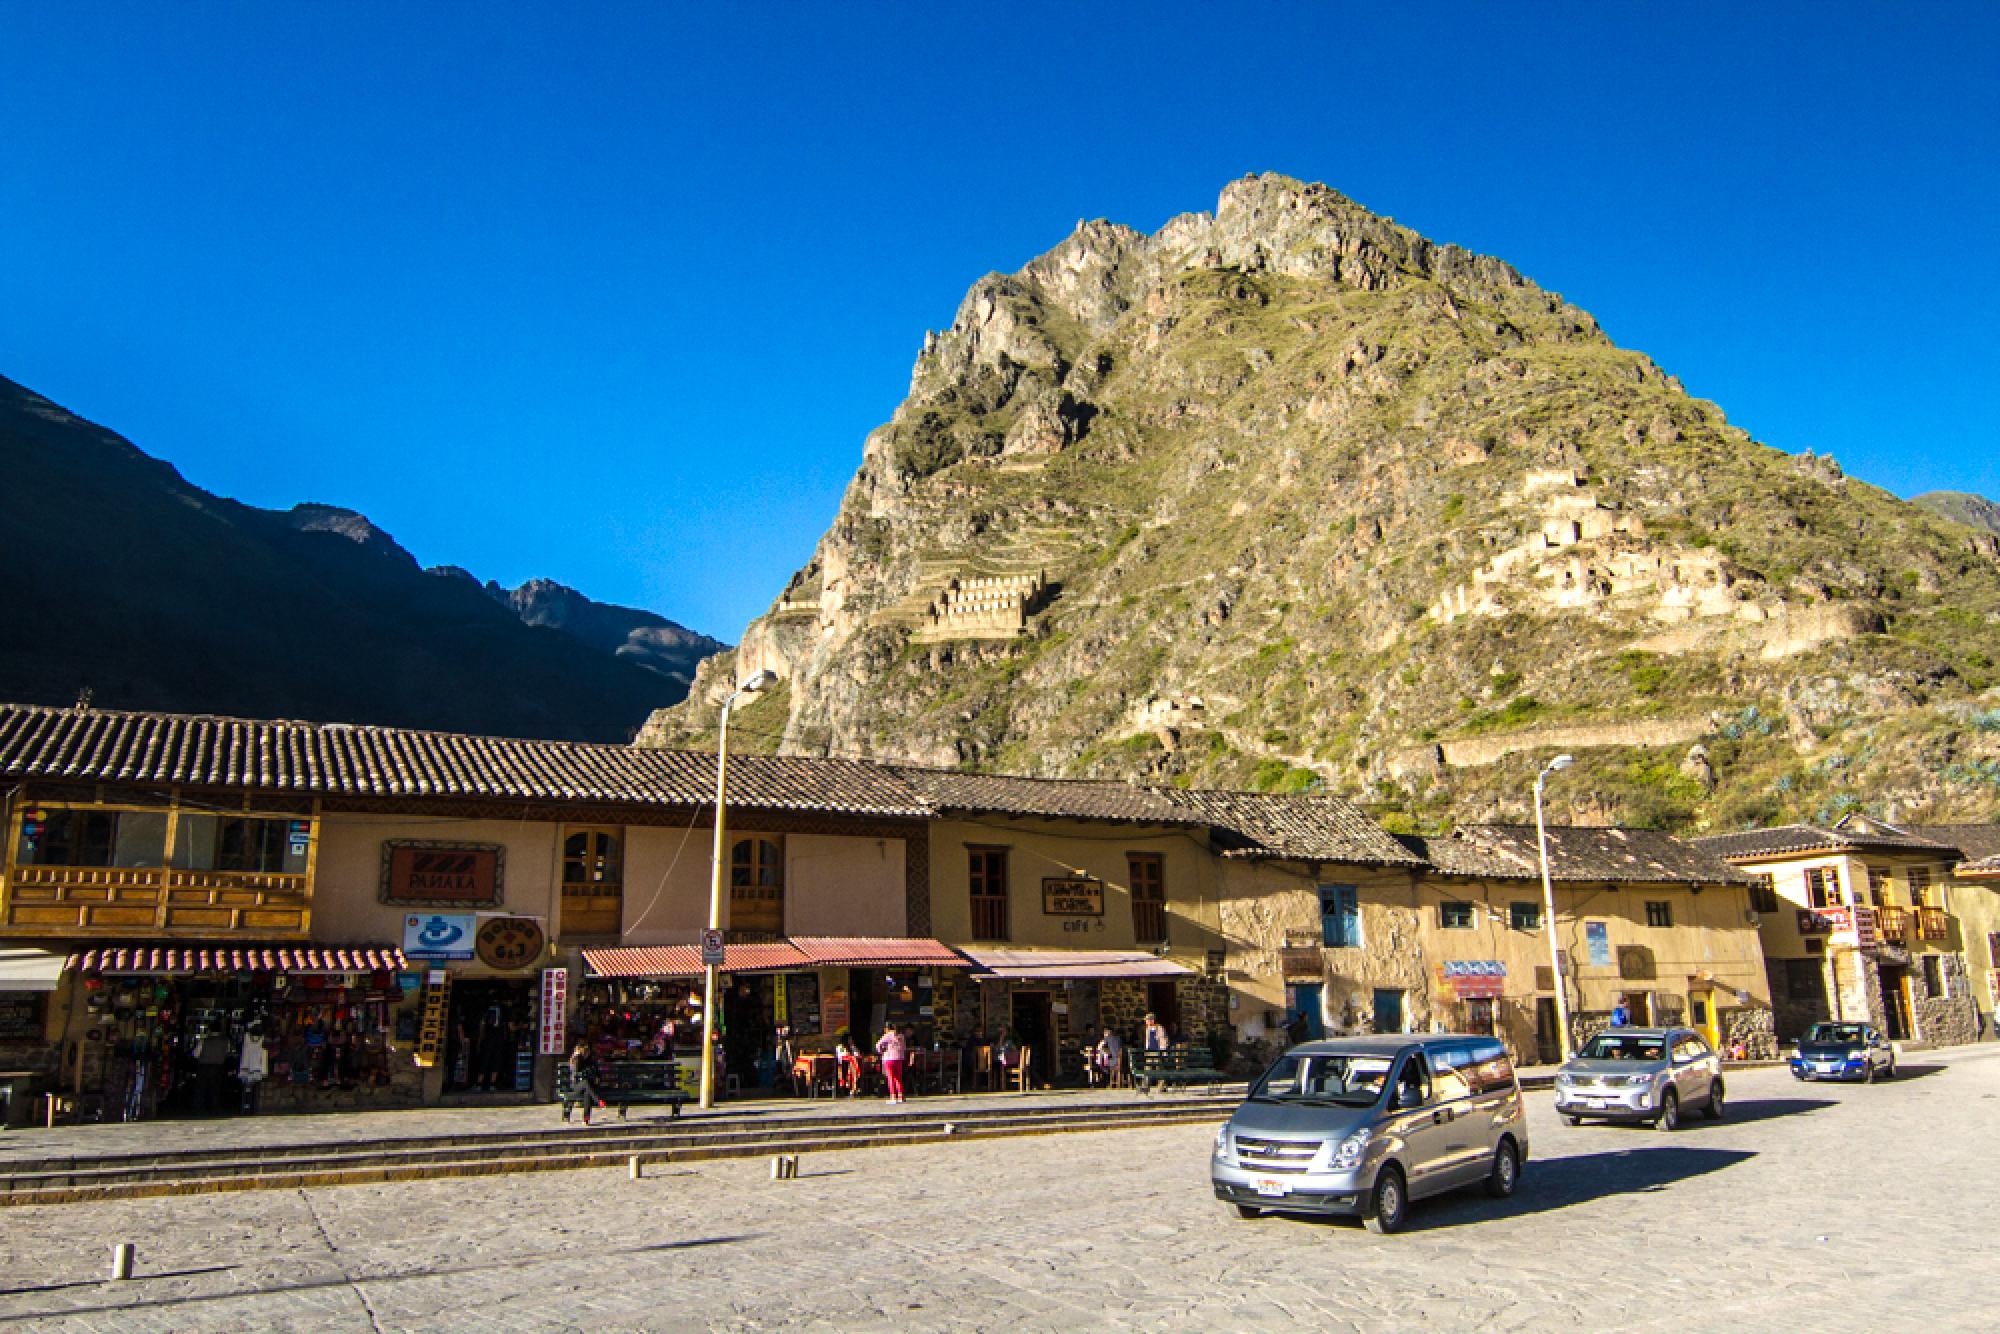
[1797,907,1845,935]
[537,967,569,1055]
[476,917,545,971]
[1042,877,1104,916]
[0,992,44,1040]
[402,913,476,961]
[414,972,451,1067]
[1440,959,1507,998]
[381,841,505,907]
[1279,947,1323,979]
[1584,921,1612,967]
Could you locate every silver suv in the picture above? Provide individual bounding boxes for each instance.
[1211,1034,1529,1234]
[1554,1026,1724,1129]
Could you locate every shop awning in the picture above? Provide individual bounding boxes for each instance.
[957,948,1194,981]
[581,937,971,979]
[70,944,408,975]
[0,948,67,991]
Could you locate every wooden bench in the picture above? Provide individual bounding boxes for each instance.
[556,1059,687,1120]
[1129,1045,1227,1093]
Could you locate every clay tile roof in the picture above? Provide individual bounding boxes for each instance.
[1907,825,2000,863]
[1957,853,2000,879]
[1152,789,1423,866]
[71,944,407,974]
[887,766,1201,825]
[1412,825,1748,885]
[1692,822,1955,862]
[0,703,929,818]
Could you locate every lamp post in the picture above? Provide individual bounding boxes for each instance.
[699,668,777,1111]
[1534,754,1574,1062]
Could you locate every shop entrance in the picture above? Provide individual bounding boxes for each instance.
[1879,967,1913,1041]
[1010,990,1054,1088]
[1620,992,1653,1026]
[445,979,533,1093]
[1535,997,1561,1064]
[1145,979,1181,1037]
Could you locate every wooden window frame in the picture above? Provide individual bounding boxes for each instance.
[1129,852,1167,944]
[1645,900,1673,929]
[1438,900,1474,930]
[729,836,786,936]
[1804,867,1840,910]
[1747,875,1779,916]
[1508,901,1542,931]
[968,845,1009,942]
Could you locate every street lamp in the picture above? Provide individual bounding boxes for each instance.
[699,668,778,1110]
[1534,754,1574,1063]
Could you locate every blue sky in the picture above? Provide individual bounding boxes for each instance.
[3,4,1995,641]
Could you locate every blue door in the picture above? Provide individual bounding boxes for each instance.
[1288,983,1324,1040]
[1373,988,1404,1035]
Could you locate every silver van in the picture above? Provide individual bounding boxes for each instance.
[1211,1034,1529,1234]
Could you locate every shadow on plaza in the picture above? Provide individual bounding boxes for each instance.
[1595,1095,1836,1131]
[0,1234,760,1324]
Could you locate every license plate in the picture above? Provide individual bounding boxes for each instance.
[1583,1097,1611,1108]
[1253,1177,1289,1197]
[1815,1063,1838,1073]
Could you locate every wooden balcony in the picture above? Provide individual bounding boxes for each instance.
[1916,905,1950,943]
[2,864,311,936]
[1874,906,1910,943]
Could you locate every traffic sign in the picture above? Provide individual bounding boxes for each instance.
[700,929,725,967]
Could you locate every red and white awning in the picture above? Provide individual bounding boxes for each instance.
[70,944,408,975]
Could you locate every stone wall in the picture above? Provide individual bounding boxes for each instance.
[1722,1005,1779,1060]
[1913,953,1978,1047]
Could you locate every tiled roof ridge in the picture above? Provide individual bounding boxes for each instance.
[889,763,1154,790]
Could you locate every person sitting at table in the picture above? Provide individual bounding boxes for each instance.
[833,1032,864,1095]
[1090,1027,1124,1087]
[992,1025,1018,1080]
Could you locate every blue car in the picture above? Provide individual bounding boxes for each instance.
[1789,1021,1896,1082]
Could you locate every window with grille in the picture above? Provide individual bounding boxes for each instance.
[1129,853,1167,944]
[1908,865,1935,907]
[969,846,1009,941]
[1804,867,1840,909]
[1748,875,1779,915]
[1319,884,1360,947]
[1509,901,1542,931]
[1866,865,1894,907]
[1438,901,1474,929]
[561,826,624,937]
[1645,900,1673,928]
[730,836,785,936]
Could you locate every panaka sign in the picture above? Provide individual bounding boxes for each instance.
[382,841,504,907]
[1041,877,1104,917]
[475,917,544,971]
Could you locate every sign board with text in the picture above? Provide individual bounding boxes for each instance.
[381,842,504,907]
[1041,877,1104,916]
[402,913,476,961]
[700,929,725,967]
[1440,959,1507,999]
[537,967,569,1055]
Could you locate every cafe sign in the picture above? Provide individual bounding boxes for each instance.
[1042,877,1104,917]
[381,841,505,907]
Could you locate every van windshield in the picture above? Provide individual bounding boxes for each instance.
[1250,1052,1395,1107]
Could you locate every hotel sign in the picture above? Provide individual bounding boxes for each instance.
[381,841,505,907]
[1042,877,1104,916]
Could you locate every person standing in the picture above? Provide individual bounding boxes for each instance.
[876,1023,908,1104]
[1611,1000,1632,1028]
[1142,1012,1170,1052]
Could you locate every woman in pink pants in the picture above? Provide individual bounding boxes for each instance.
[876,1024,908,1103]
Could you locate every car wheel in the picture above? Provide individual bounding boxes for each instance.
[1657,1088,1680,1131]
[1231,1203,1261,1219]
[1564,1113,1584,1127]
[1484,1138,1521,1199]
[1362,1165,1408,1235]
[1705,1080,1725,1120]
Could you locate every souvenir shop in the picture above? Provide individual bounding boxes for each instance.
[57,944,415,1121]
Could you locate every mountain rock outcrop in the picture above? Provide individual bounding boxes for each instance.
[643,173,2000,831]
[0,374,723,740]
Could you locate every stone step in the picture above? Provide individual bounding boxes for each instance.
[0,1100,1235,1207]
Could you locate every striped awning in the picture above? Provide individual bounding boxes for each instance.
[957,948,1194,981]
[581,937,971,979]
[71,944,408,975]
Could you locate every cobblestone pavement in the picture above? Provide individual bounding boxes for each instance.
[2,1048,1996,1333]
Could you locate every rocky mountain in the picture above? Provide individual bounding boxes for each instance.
[643,174,2000,832]
[0,373,722,740]
[426,569,725,686]
[1915,490,2000,538]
